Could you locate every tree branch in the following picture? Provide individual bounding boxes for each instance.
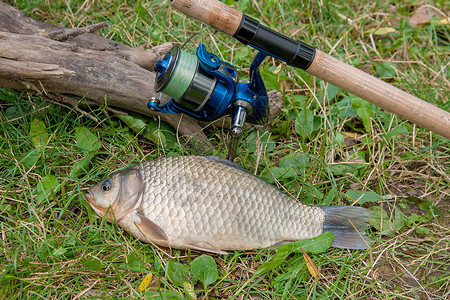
[0,2,282,151]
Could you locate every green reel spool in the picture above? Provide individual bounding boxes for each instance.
[155,45,218,111]
[156,47,198,100]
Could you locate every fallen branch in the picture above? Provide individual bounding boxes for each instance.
[0,2,282,150]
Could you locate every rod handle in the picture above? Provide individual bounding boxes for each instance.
[171,0,242,36]
[307,50,450,139]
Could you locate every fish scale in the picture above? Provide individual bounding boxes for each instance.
[134,156,324,250]
[86,155,372,253]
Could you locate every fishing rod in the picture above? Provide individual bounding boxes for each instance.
[149,0,450,160]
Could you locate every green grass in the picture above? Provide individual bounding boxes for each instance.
[1,0,449,299]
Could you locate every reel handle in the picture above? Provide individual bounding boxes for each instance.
[171,0,450,139]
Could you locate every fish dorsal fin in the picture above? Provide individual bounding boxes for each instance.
[134,211,168,243]
[204,155,252,175]
[182,242,229,255]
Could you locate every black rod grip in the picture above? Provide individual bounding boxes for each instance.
[233,15,316,70]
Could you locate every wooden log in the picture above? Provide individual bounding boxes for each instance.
[0,2,282,149]
[0,2,202,148]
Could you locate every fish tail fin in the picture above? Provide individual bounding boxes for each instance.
[322,206,372,249]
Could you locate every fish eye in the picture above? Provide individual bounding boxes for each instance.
[101,179,111,192]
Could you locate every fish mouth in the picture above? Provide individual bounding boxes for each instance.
[85,189,95,204]
[85,189,110,218]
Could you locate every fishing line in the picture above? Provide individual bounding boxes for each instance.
[159,31,203,100]
[180,32,199,50]
[158,48,198,100]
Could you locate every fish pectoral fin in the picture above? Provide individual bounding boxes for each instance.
[182,243,229,255]
[134,211,168,243]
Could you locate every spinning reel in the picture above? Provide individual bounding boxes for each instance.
[147,0,450,158]
[148,44,269,160]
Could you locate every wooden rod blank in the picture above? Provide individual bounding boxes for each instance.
[171,0,242,36]
[307,50,450,139]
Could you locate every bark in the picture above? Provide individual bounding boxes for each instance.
[0,2,282,149]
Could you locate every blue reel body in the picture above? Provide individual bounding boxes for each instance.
[149,44,269,125]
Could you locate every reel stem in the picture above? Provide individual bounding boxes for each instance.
[227,101,251,161]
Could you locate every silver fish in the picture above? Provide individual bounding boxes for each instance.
[86,156,371,254]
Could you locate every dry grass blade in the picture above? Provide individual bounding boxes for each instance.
[302,248,321,281]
